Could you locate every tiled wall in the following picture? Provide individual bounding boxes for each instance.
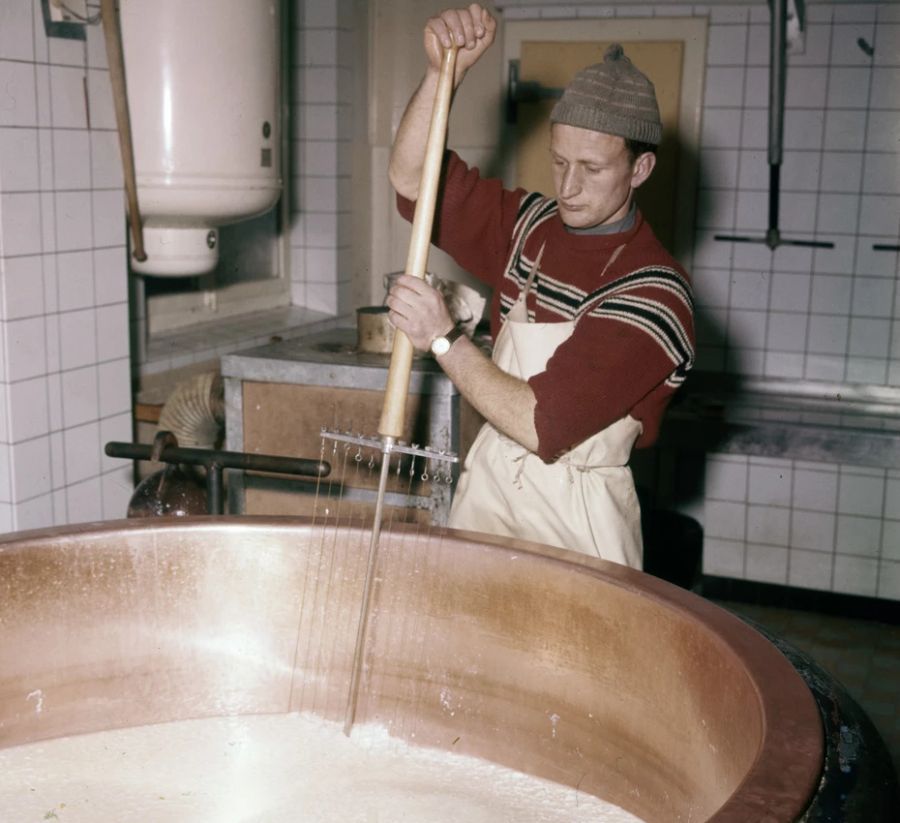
[499,0,900,599]
[288,0,355,316]
[0,0,133,531]
[0,0,351,532]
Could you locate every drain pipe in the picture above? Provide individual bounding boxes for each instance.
[100,0,147,262]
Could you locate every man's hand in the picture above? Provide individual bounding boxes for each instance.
[385,274,455,352]
[424,4,497,84]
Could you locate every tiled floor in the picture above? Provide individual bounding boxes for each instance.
[715,599,900,784]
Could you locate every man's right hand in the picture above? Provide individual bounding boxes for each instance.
[424,4,497,84]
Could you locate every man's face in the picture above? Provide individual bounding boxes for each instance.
[549,124,654,230]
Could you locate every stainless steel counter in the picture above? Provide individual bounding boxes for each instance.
[661,374,900,469]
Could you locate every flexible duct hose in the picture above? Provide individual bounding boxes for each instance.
[157,372,225,449]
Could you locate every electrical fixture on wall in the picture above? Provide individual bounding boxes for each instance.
[40,0,97,39]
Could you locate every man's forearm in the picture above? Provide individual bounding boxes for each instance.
[437,336,539,452]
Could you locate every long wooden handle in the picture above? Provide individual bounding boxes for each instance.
[378,46,458,439]
[101,0,147,262]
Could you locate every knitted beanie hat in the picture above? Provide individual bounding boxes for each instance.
[550,44,662,145]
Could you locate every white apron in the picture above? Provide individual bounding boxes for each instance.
[448,247,644,568]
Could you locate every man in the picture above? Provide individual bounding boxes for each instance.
[386,4,694,568]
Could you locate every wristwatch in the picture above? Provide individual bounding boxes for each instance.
[429,324,464,357]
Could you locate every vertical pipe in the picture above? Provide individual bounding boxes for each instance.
[769,0,786,168]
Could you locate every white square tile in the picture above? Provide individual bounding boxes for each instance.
[767,311,808,352]
[704,456,747,501]
[877,560,900,600]
[882,520,900,562]
[700,108,742,149]
[0,192,41,256]
[769,273,810,312]
[52,128,91,190]
[707,23,747,66]
[856,237,900,278]
[8,375,49,443]
[783,110,825,151]
[0,0,35,62]
[807,314,849,355]
[98,358,131,417]
[101,468,133,520]
[780,151,822,192]
[832,554,878,596]
[810,274,851,314]
[695,188,737,230]
[59,308,97,370]
[745,544,788,584]
[862,153,900,197]
[91,189,125,248]
[745,21,768,63]
[40,191,56,251]
[65,476,103,524]
[727,309,768,351]
[37,128,53,188]
[823,109,866,151]
[96,305,128,362]
[780,193,818,234]
[865,110,900,153]
[838,470,885,517]
[748,461,794,506]
[704,499,746,541]
[93,247,128,305]
[85,67,115,130]
[57,250,94,311]
[870,67,900,109]
[764,351,804,378]
[886,476,900,516]
[844,357,887,385]
[47,371,63,430]
[0,127,39,191]
[851,278,894,318]
[742,67,768,109]
[786,67,828,108]
[790,22,831,66]
[49,65,87,129]
[298,104,338,141]
[60,365,99,428]
[736,149,767,191]
[821,151,863,194]
[873,24,900,65]
[859,195,900,237]
[691,267,731,309]
[848,317,890,358]
[2,254,44,319]
[15,493,53,531]
[304,280,337,314]
[0,59,37,127]
[729,269,769,311]
[49,430,64,488]
[86,13,108,70]
[0,503,10,532]
[51,489,68,526]
[793,468,838,512]
[11,435,51,501]
[734,190,768,233]
[791,509,835,551]
[788,548,833,590]
[830,22,877,65]
[6,315,47,381]
[63,420,100,485]
[55,191,92,251]
[0,444,10,501]
[747,504,791,545]
[836,514,882,557]
[739,108,768,150]
[827,67,871,109]
[89,129,122,188]
[702,537,746,578]
[704,67,746,108]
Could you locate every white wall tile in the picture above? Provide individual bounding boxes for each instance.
[59,308,97,370]
[84,68,115,130]
[1,254,44,320]
[870,67,900,109]
[65,476,103,523]
[807,314,848,354]
[57,250,94,311]
[101,467,132,520]
[827,67,871,109]
[0,0,35,62]
[791,509,836,552]
[747,504,791,546]
[882,519,900,562]
[0,127,39,191]
[52,129,91,190]
[865,110,900,153]
[91,189,125,248]
[89,130,122,189]
[746,543,788,584]
[877,561,900,599]
[832,554,879,596]
[836,514,882,556]
[848,317,890,358]
[11,436,51,501]
[8,376,49,443]
[702,537,746,578]
[862,153,900,197]
[0,192,41,256]
[0,60,37,127]
[63,420,100,485]
[55,191,92,251]
[793,468,838,512]
[60,365,99,428]
[98,358,130,417]
[788,548,833,590]
[838,470,885,517]
[49,66,87,129]
[15,493,53,531]
[6,316,46,381]
[704,456,747,501]
[859,194,900,237]
[93,247,128,304]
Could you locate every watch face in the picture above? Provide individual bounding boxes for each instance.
[431,336,450,356]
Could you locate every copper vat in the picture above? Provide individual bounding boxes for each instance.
[0,518,822,821]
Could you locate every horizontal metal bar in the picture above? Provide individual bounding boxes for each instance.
[105,441,330,478]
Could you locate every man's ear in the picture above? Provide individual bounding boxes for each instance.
[630,151,657,190]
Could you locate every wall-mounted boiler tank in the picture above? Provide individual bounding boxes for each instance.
[119,0,282,276]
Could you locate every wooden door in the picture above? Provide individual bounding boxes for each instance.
[516,40,683,252]
[503,19,708,266]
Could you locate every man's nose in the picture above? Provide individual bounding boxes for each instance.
[559,167,581,197]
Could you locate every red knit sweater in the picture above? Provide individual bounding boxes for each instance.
[398,151,695,463]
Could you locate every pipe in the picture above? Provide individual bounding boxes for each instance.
[157,372,224,450]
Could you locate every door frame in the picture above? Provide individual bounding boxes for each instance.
[502,18,708,270]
